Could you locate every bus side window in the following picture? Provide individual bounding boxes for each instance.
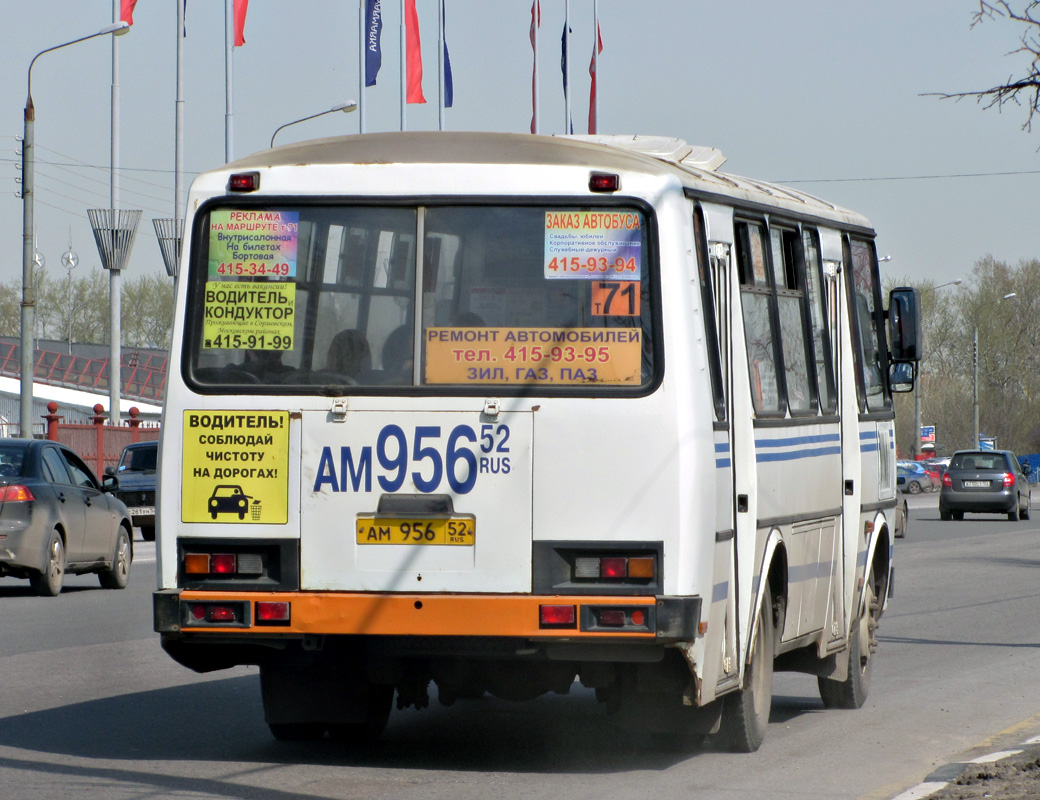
[693,206,726,421]
[802,229,836,413]
[735,221,783,415]
[845,237,890,411]
[769,226,816,415]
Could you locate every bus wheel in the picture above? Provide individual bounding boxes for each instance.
[268,722,327,741]
[721,586,774,752]
[818,566,878,709]
[327,684,394,745]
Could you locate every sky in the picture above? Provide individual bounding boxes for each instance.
[1,0,1038,293]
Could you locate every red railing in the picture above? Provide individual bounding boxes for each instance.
[0,342,167,404]
[44,401,161,477]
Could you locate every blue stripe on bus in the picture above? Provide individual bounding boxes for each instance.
[715,440,731,468]
[712,581,728,603]
[754,433,841,463]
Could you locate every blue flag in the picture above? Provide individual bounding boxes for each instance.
[442,2,453,107]
[365,0,383,87]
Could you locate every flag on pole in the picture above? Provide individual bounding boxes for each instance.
[233,0,248,47]
[442,2,453,108]
[405,0,426,103]
[588,21,603,134]
[530,0,540,133]
[561,21,572,133]
[120,0,138,26]
[365,0,383,87]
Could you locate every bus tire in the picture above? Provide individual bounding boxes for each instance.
[140,526,156,542]
[268,723,327,741]
[327,684,394,745]
[721,586,774,752]
[818,566,877,709]
[939,508,952,521]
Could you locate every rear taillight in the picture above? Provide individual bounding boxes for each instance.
[942,473,952,488]
[1003,472,1015,488]
[539,604,576,628]
[574,555,656,581]
[183,551,264,576]
[0,485,34,502]
[256,601,291,625]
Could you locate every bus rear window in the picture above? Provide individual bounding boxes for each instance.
[185,203,655,393]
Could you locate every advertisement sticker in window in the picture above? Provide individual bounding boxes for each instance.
[544,211,642,280]
[209,209,299,278]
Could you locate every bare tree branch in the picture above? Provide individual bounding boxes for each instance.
[925,2,1040,132]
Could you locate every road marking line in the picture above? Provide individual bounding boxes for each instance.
[889,781,948,800]
[967,749,1023,763]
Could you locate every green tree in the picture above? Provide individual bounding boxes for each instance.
[897,256,1040,458]
[0,268,174,350]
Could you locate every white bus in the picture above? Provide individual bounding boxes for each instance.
[153,132,919,751]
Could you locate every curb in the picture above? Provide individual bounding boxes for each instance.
[890,736,1040,799]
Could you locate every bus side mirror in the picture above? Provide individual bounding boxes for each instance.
[888,286,920,362]
[889,361,915,393]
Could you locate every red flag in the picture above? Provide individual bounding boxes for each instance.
[530,1,540,133]
[405,0,426,103]
[588,22,603,134]
[120,0,138,26]
[233,0,249,47]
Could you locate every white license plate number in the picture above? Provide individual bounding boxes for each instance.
[128,506,155,516]
[963,480,989,488]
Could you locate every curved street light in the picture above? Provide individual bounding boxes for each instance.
[19,20,129,437]
[270,102,358,149]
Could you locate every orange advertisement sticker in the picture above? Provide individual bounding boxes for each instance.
[424,327,642,385]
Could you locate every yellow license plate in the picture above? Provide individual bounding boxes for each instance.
[356,516,475,546]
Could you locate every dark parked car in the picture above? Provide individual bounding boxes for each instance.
[0,439,133,596]
[106,440,157,541]
[939,449,1032,521]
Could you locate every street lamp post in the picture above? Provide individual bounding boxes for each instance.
[270,102,357,148]
[973,292,1017,449]
[20,21,128,437]
[914,279,962,458]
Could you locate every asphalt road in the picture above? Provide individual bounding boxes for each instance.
[2,507,1040,800]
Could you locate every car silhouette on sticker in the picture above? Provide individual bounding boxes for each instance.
[207,484,252,520]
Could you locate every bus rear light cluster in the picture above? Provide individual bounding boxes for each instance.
[255,601,291,624]
[186,601,247,626]
[184,552,263,576]
[539,604,576,628]
[595,608,646,627]
[573,555,655,581]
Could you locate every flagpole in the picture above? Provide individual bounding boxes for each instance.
[564,0,571,134]
[110,0,122,425]
[225,0,235,161]
[438,0,445,131]
[359,1,366,134]
[399,0,406,131]
[176,0,185,216]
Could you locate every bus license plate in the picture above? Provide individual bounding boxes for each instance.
[964,480,989,488]
[356,516,475,546]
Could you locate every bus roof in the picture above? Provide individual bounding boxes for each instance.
[221,131,871,231]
